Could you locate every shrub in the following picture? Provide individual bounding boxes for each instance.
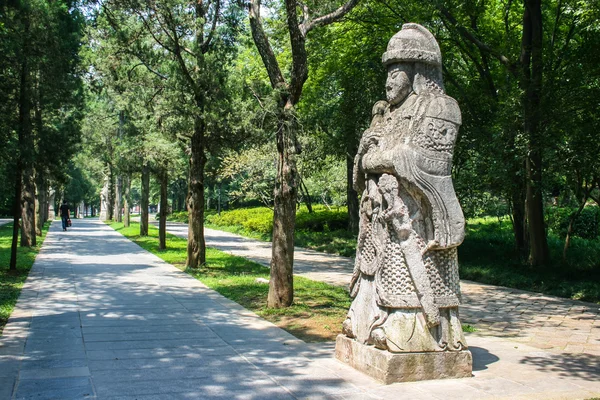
[546,206,599,239]
[206,207,274,236]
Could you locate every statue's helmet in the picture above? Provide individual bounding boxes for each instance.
[382,23,441,67]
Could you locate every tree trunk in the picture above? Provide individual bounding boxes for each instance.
[522,0,549,266]
[217,181,222,216]
[114,175,122,223]
[11,8,31,267]
[268,112,298,308]
[18,10,35,248]
[10,161,23,271]
[346,147,359,233]
[21,166,36,247]
[108,164,115,221]
[35,176,44,236]
[47,187,56,220]
[159,170,168,250]
[298,176,313,213]
[123,175,131,227]
[140,163,150,236]
[563,189,589,261]
[510,181,528,256]
[186,113,206,268]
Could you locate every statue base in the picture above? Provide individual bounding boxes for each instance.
[335,335,472,384]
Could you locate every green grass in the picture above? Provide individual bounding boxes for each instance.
[0,222,50,335]
[109,221,352,342]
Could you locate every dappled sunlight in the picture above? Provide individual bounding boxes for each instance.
[520,352,600,381]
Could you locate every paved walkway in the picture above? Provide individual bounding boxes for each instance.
[0,219,598,399]
[0,218,12,227]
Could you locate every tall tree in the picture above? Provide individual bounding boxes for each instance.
[100,0,244,267]
[248,0,359,307]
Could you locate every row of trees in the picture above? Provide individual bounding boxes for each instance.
[0,0,85,269]
[82,0,600,307]
[81,0,362,307]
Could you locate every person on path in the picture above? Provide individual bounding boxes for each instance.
[59,201,70,231]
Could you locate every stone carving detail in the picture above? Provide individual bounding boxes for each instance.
[99,179,109,221]
[340,24,470,362]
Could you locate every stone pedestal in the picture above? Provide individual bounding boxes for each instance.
[335,335,472,384]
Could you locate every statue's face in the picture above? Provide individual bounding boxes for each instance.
[386,64,413,105]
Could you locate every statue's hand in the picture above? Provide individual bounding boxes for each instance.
[423,239,440,254]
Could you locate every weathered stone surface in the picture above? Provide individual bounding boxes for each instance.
[336,335,472,384]
[99,178,109,221]
[337,23,471,382]
[47,188,56,220]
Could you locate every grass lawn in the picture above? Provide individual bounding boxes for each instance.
[0,222,50,335]
[109,221,351,342]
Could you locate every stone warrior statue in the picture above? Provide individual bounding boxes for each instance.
[336,24,471,383]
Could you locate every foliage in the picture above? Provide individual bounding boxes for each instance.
[0,0,85,214]
[0,222,49,334]
[205,204,350,236]
[460,217,600,304]
[546,206,600,240]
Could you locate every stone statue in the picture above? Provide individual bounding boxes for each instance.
[336,23,472,383]
[48,188,56,220]
[99,179,109,221]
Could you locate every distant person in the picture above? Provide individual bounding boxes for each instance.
[60,201,70,231]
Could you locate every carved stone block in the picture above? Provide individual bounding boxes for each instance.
[336,335,472,384]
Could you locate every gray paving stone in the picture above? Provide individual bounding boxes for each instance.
[85,344,235,361]
[93,376,280,397]
[81,322,207,335]
[0,377,16,399]
[20,357,88,370]
[84,337,226,351]
[14,376,94,400]
[103,391,295,400]
[88,354,248,372]
[19,366,90,380]
[83,329,216,342]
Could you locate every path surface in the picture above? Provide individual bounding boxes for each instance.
[162,221,600,357]
[0,218,598,399]
[0,218,12,227]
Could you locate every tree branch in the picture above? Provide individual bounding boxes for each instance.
[248,0,287,90]
[439,6,518,78]
[300,0,360,36]
[202,0,221,53]
[128,61,168,81]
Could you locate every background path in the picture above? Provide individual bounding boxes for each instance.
[159,221,600,356]
[0,218,597,399]
[0,218,12,227]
